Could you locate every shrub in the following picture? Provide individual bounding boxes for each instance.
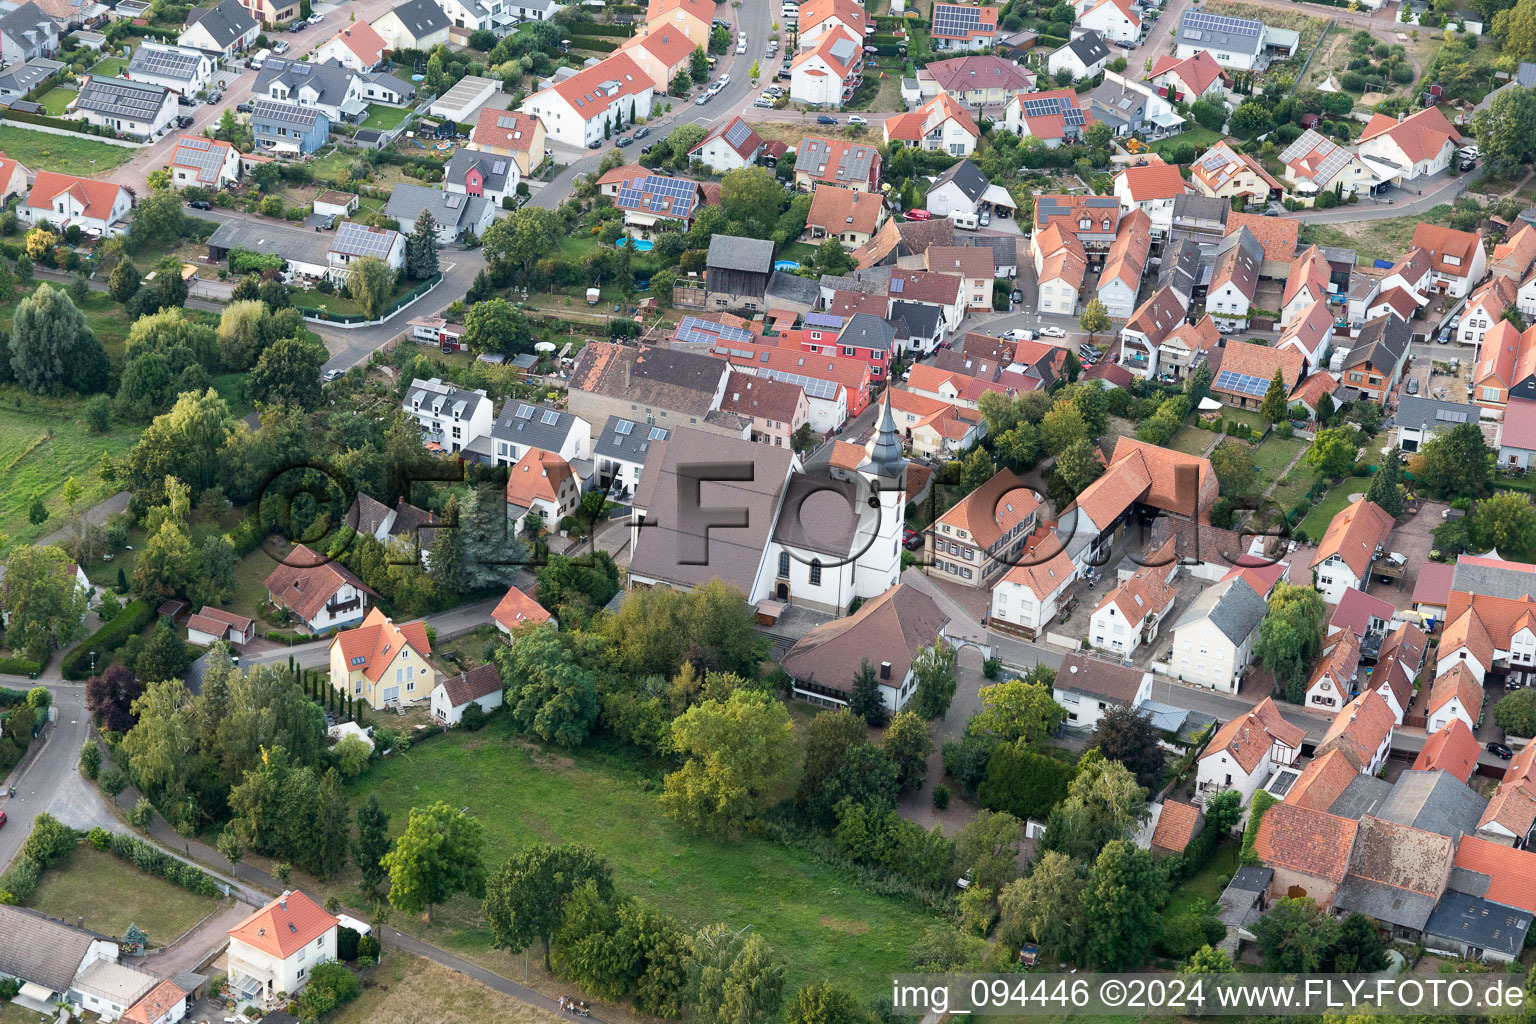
[62,600,152,680]
[98,765,128,796]
[932,784,951,810]
[459,701,490,731]
[295,962,361,1020]
[976,743,1076,821]
[1494,689,1536,737]
[337,925,360,961]
[0,657,41,676]
[982,657,1002,680]
[357,933,381,961]
[79,740,101,779]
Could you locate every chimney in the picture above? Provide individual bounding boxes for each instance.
[880,661,892,680]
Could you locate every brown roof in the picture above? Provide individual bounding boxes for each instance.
[828,289,889,318]
[1412,717,1480,782]
[781,584,947,694]
[719,371,805,422]
[1286,747,1362,812]
[925,244,994,280]
[808,184,884,237]
[122,980,186,1024]
[1346,814,1454,896]
[263,544,378,623]
[1151,800,1204,853]
[1411,222,1483,280]
[1211,230,1261,299]
[1283,245,1332,308]
[1307,630,1361,699]
[330,607,432,684]
[438,662,502,709]
[1316,689,1396,766]
[887,269,963,306]
[1279,298,1336,361]
[1310,497,1394,580]
[1254,802,1359,882]
[999,543,1076,601]
[1289,370,1341,411]
[1101,208,1151,293]
[1108,437,1212,518]
[1493,222,1536,279]
[1442,605,1496,669]
[1056,651,1148,704]
[1227,212,1299,265]
[1124,284,1186,345]
[934,467,1039,548]
[1071,447,1152,531]
[1201,696,1306,774]
[1428,662,1484,720]
[491,585,550,632]
[1093,561,1176,628]
[853,218,901,270]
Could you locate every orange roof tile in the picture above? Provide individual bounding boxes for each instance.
[1213,340,1305,397]
[1442,604,1496,669]
[1310,497,1394,580]
[883,91,979,143]
[506,448,575,506]
[330,607,432,684]
[1201,696,1305,774]
[1286,747,1361,812]
[1117,162,1188,202]
[328,21,386,65]
[1283,245,1332,308]
[472,107,541,152]
[1493,222,1536,279]
[1428,662,1485,720]
[999,543,1076,601]
[798,0,867,35]
[1254,802,1358,882]
[1151,800,1203,853]
[1316,689,1395,766]
[546,53,651,116]
[491,585,551,631]
[1101,208,1151,293]
[27,170,125,222]
[1452,835,1536,914]
[935,467,1039,549]
[807,184,884,237]
[122,979,186,1024]
[1477,319,1521,389]
[1411,222,1483,280]
[1149,49,1227,96]
[624,24,697,67]
[1412,717,1480,782]
[1359,105,1460,164]
[228,890,337,960]
[1108,436,1212,518]
[1093,560,1176,628]
[264,544,378,623]
[1227,211,1298,265]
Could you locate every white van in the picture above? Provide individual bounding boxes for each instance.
[949,211,979,231]
[249,47,271,69]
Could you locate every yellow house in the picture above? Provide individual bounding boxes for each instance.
[328,607,434,710]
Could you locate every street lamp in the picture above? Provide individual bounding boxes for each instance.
[90,650,96,677]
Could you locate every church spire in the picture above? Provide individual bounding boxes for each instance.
[860,391,907,482]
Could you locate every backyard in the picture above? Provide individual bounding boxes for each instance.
[362,103,411,130]
[1162,839,1241,922]
[1297,473,1374,539]
[331,951,565,1024]
[25,845,224,945]
[1148,126,1221,158]
[36,86,76,117]
[0,125,135,175]
[342,720,937,1000]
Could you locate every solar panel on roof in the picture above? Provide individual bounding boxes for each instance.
[614,419,633,436]
[1182,9,1261,35]
[444,194,463,208]
[724,118,753,150]
[1215,369,1270,396]
[675,316,755,347]
[1435,409,1469,423]
[759,367,839,401]
[332,221,399,258]
[933,2,984,37]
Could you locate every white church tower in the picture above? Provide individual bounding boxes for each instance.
[853,394,908,600]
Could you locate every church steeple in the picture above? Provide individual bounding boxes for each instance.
[859,392,907,484]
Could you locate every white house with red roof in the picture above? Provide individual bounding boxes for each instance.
[506,447,580,528]
[226,891,339,1008]
[1147,50,1230,103]
[491,584,552,636]
[1196,696,1305,806]
[790,28,862,106]
[1003,87,1095,146]
[1410,222,1487,299]
[1112,161,1188,236]
[616,24,696,95]
[797,0,866,49]
[689,116,764,172]
[1089,559,1177,657]
[1077,0,1140,44]
[0,152,28,206]
[916,55,1035,113]
[1357,106,1460,182]
[169,135,240,188]
[20,170,131,236]
[314,22,387,72]
[882,92,979,156]
[990,544,1076,639]
[518,52,654,148]
[930,2,999,50]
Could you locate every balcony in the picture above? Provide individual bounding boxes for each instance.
[326,596,362,618]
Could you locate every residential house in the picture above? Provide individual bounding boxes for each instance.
[1034,192,1121,252]
[603,167,715,233]
[371,0,451,49]
[1003,87,1096,146]
[1316,690,1397,776]
[1078,0,1139,43]
[1426,878,1534,963]
[617,25,696,95]
[20,171,131,236]
[593,414,668,496]
[1205,226,1262,331]
[990,544,1077,639]
[1227,211,1299,277]
[1173,8,1269,69]
[1196,696,1305,805]
[884,268,967,336]
[929,2,998,51]
[250,100,330,156]
[385,183,494,244]
[264,544,377,633]
[1339,313,1412,404]
[518,52,654,148]
[882,91,980,156]
[1311,497,1394,603]
[0,56,62,101]
[1397,395,1480,454]
[782,583,948,713]
[797,0,867,49]
[1096,207,1151,318]
[1113,161,1188,237]
[0,2,57,62]
[567,340,742,439]
[404,376,494,454]
[1279,246,1333,327]
[488,401,589,467]
[343,493,440,554]
[1148,50,1230,103]
[1478,743,1536,846]
[806,184,886,248]
[1156,315,1222,380]
[793,136,882,192]
[1411,222,1488,298]
[1089,560,1177,658]
[639,0,710,44]
[1328,585,1397,643]
[704,234,776,313]
[1118,285,1187,378]
[1032,220,1088,316]
[1277,297,1335,372]
[72,75,176,140]
[1083,71,1184,140]
[1357,105,1461,182]
[238,0,299,26]
[186,606,255,647]
[1492,222,1536,283]
[491,585,551,636]
[177,0,258,60]
[0,905,138,1010]
[790,28,862,107]
[1373,621,1427,722]
[924,245,994,312]
[1054,652,1154,730]
[1057,437,1218,571]
[1046,30,1110,81]
[882,386,983,455]
[1167,572,1270,692]
[924,468,1041,589]
[205,219,332,278]
[253,57,367,124]
[1190,140,1282,204]
[125,41,213,95]
[1500,397,1536,469]
[928,158,1011,220]
[1473,319,1522,411]
[1461,276,1518,348]
[1412,716,1481,781]
[1304,631,1361,712]
[315,22,388,71]
[505,447,580,529]
[468,107,546,176]
[443,148,518,208]
[1252,802,1358,906]
[1171,192,1230,246]
[1278,128,1374,201]
[689,116,764,172]
[795,310,896,383]
[1209,339,1303,409]
[718,371,809,447]
[329,607,434,709]
[169,135,240,189]
[1435,553,1536,688]
[226,892,339,1008]
[327,221,404,284]
[430,663,503,725]
[919,54,1034,113]
[1428,662,1484,735]
[120,979,191,1024]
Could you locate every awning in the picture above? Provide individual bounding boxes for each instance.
[18,982,57,1004]
[1358,155,1405,184]
[1149,109,1184,128]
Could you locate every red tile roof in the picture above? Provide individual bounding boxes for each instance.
[935,467,1039,548]
[624,24,696,67]
[807,184,884,237]
[472,107,541,152]
[228,890,337,960]
[1117,161,1188,202]
[1015,87,1096,141]
[1101,208,1151,294]
[263,544,378,623]
[1452,835,1536,914]
[1254,802,1358,882]
[1316,689,1395,766]
[720,370,805,422]
[1310,497,1394,580]
[1283,245,1332,309]
[122,979,186,1024]
[799,0,867,35]
[1428,662,1484,720]
[1213,340,1304,398]
[884,92,979,144]
[27,170,125,222]
[1359,105,1460,164]
[506,448,575,506]
[1151,800,1203,853]
[1411,222,1483,280]
[689,115,762,161]
[1093,560,1176,628]
[331,607,432,684]
[999,543,1076,600]
[1149,50,1227,96]
[1227,212,1298,265]
[328,21,386,65]
[438,662,502,709]
[1412,716,1480,781]
[547,53,651,117]
[1412,560,1455,609]
[1202,696,1305,774]
[491,585,550,632]
[1286,747,1361,811]
[931,0,998,40]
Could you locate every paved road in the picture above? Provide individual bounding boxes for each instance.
[1293,169,1474,223]
[0,682,96,871]
[241,594,504,670]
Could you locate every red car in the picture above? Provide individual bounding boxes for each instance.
[905,209,932,221]
[0,810,7,829]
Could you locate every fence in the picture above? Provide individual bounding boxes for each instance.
[1044,631,1080,649]
[298,272,442,328]
[0,111,142,147]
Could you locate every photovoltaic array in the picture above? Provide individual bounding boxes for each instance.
[1215,369,1269,396]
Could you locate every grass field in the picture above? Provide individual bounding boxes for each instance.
[90,53,130,77]
[37,86,76,116]
[26,846,222,944]
[1163,840,1240,921]
[332,951,564,1024]
[1253,435,1307,480]
[1148,126,1222,157]
[1204,0,1328,50]
[0,125,134,175]
[362,104,411,130]
[1300,205,1453,264]
[1167,425,1213,456]
[344,720,937,1000]
[0,1001,40,1024]
[1298,474,1373,538]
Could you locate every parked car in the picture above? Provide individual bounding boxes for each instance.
[0,810,6,829]
[273,39,290,53]
[1489,742,1514,760]
[187,198,212,210]
[288,19,305,31]
[308,11,323,22]
[633,126,650,139]
[1039,325,1066,338]
[1003,328,1034,341]
[903,528,924,550]
[616,135,633,146]
[323,369,343,382]
[979,209,991,227]
[1406,377,1419,395]
[736,41,746,53]
[176,115,193,128]
[587,139,602,148]
[236,101,253,113]
[696,92,711,105]
[208,90,222,103]
[177,94,195,106]
[847,115,867,126]
[754,95,774,108]
[718,72,730,87]
[816,114,838,124]
[905,208,932,220]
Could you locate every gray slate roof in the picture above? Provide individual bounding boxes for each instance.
[1397,396,1478,433]
[183,0,256,49]
[838,312,895,353]
[1171,576,1266,644]
[1228,866,1274,893]
[206,218,333,267]
[1342,313,1411,373]
[385,182,491,235]
[957,233,1020,272]
[0,56,61,93]
[1172,192,1230,228]
[1065,30,1108,66]
[1425,890,1531,958]
[766,270,820,307]
[492,401,583,453]
[593,414,668,466]
[256,57,358,108]
[1333,875,1438,932]
[445,149,513,193]
[386,0,451,38]
[405,376,490,420]
[1450,557,1536,602]
[1159,237,1203,299]
[0,2,53,49]
[890,300,942,340]
[1328,773,1393,820]
[1376,769,1485,840]
[931,158,989,203]
[708,233,774,274]
[127,42,206,84]
[75,75,168,120]
[0,905,96,992]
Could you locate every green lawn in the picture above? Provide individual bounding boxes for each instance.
[1163,839,1241,921]
[1253,435,1307,480]
[37,86,76,116]
[1298,475,1373,539]
[0,1001,41,1024]
[1148,126,1221,157]
[362,104,410,130]
[90,55,129,77]
[0,125,134,175]
[1167,425,1213,456]
[26,846,223,945]
[344,719,937,999]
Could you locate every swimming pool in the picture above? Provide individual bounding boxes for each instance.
[616,238,655,251]
[774,259,800,270]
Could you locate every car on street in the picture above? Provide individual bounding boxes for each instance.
[187,198,213,210]
[176,115,194,128]
[736,41,746,53]
[1039,325,1066,338]
[1489,742,1514,759]
[323,369,343,382]
[1010,289,1023,304]
[273,39,290,52]
[847,115,867,126]
[905,208,931,220]
[288,19,305,30]
[903,529,924,550]
[236,101,253,113]
[617,135,633,146]
[308,11,323,22]
[587,139,602,148]
[0,810,6,830]
[208,90,222,103]
[696,92,711,104]
[1003,328,1034,341]
[816,114,838,124]
[634,126,650,139]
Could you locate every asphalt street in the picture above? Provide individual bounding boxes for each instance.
[0,683,97,871]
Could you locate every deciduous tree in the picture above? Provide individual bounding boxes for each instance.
[661,691,799,834]
[1,544,89,661]
[1305,426,1357,479]
[998,849,1086,957]
[1082,841,1163,969]
[911,640,957,720]
[1041,751,1149,863]
[383,801,486,922]
[883,710,934,792]
[9,283,107,395]
[971,671,1066,747]
[346,256,396,320]
[1079,298,1109,340]
[483,842,614,969]
[954,809,1025,893]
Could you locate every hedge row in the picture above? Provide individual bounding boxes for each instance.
[1040,33,1069,47]
[0,688,29,706]
[0,657,41,677]
[564,20,633,35]
[0,108,125,139]
[86,827,223,900]
[227,517,266,558]
[61,599,152,680]
[566,35,619,53]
